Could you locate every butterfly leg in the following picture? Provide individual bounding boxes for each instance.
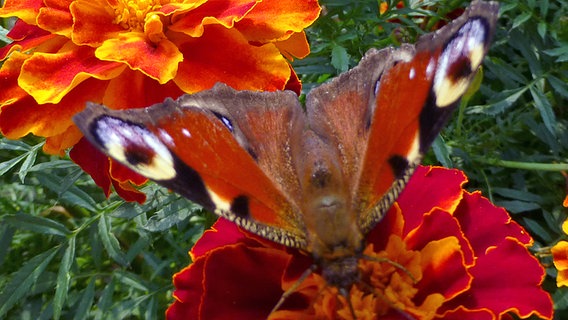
[269,264,318,316]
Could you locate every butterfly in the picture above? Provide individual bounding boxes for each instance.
[74,0,498,317]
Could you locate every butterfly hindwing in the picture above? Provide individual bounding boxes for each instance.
[356,1,499,233]
[74,87,309,249]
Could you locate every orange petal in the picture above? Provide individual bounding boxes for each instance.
[69,0,123,46]
[0,78,108,141]
[95,33,182,84]
[19,44,125,104]
[0,0,43,24]
[274,31,310,60]
[173,25,291,93]
[43,124,82,155]
[36,0,74,36]
[552,241,568,271]
[169,0,258,37]
[0,21,58,60]
[417,237,472,301]
[563,219,568,234]
[235,0,321,42]
[0,51,31,105]
[102,68,184,109]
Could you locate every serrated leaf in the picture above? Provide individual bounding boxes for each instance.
[72,278,96,320]
[529,85,556,136]
[98,215,127,266]
[469,87,528,114]
[432,135,452,168]
[512,12,531,29]
[331,45,350,73]
[0,153,29,176]
[35,172,98,211]
[115,271,149,292]
[0,247,58,318]
[18,146,38,183]
[548,75,568,98]
[54,237,76,320]
[5,213,70,237]
[97,275,115,314]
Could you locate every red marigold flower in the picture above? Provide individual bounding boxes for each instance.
[166,166,553,320]
[0,0,320,202]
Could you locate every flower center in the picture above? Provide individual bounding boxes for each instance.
[110,0,167,31]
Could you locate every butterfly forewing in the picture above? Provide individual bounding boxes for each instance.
[356,1,499,234]
[75,91,309,249]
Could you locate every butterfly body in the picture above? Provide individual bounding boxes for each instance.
[74,0,499,315]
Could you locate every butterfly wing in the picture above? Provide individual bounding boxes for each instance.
[74,84,309,249]
[356,1,499,233]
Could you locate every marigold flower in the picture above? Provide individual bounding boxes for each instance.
[0,0,320,201]
[551,219,568,287]
[166,166,553,320]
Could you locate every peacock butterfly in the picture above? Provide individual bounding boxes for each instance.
[74,0,498,317]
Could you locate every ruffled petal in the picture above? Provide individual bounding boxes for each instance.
[441,239,552,319]
[169,0,258,37]
[406,209,475,266]
[0,77,108,140]
[19,44,125,104]
[274,31,310,60]
[0,0,43,24]
[36,0,74,36]
[454,191,532,255]
[416,237,471,303]
[552,241,568,287]
[95,33,182,83]
[69,0,123,46]
[173,25,291,93]
[234,0,321,42]
[398,166,466,233]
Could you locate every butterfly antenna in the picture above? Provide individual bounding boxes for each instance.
[359,280,415,320]
[339,287,358,320]
[361,254,417,284]
[270,264,318,316]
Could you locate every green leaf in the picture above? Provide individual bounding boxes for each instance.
[98,215,127,266]
[0,224,15,267]
[529,85,556,136]
[548,75,568,99]
[512,12,532,29]
[331,45,350,73]
[5,213,70,237]
[54,237,76,320]
[72,278,96,320]
[432,135,452,168]
[0,247,59,318]
[97,275,115,315]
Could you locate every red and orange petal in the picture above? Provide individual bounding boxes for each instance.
[234,0,321,43]
[172,25,293,93]
[552,240,568,287]
[167,166,553,320]
[0,0,43,24]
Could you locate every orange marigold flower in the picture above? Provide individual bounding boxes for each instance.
[166,166,553,320]
[552,220,568,287]
[0,0,320,201]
